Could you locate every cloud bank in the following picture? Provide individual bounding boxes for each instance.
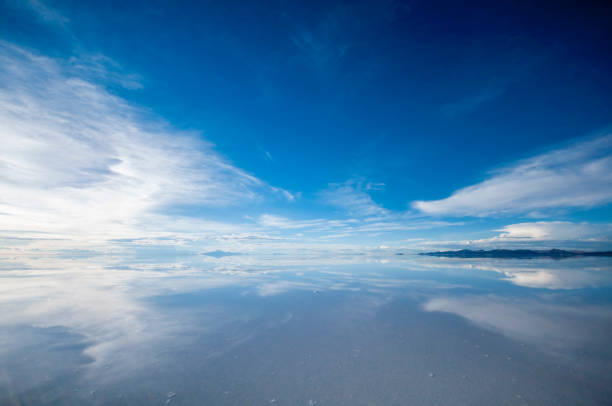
[495,221,611,241]
[413,134,612,217]
[0,42,285,241]
[1,39,609,252]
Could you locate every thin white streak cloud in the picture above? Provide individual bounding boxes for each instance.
[12,0,69,26]
[269,186,299,202]
[290,1,409,69]
[441,87,505,117]
[67,53,144,90]
[0,42,288,241]
[413,134,612,216]
[319,180,389,217]
[291,20,350,68]
[257,214,335,230]
[256,213,461,240]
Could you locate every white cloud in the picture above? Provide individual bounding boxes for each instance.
[413,220,612,251]
[255,212,460,242]
[18,0,69,25]
[0,42,287,241]
[319,180,389,217]
[441,87,505,117]
[413,134,612,216]
[257,214,329,230]
[495,221,611,241]
[67,53,144,90]
[269,186,299,202]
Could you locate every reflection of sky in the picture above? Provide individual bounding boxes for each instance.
[2,253,612,404]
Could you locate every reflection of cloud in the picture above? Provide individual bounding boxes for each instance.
[411,255,612,289]
[424,295,612,352]
[256,280,320,296]
[471,259,612,289]
[0,252,480,383]
[2,251,612,392]
[0,259,262,384]
[413,134,612,216]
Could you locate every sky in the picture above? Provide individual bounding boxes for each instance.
[0,0,611,255]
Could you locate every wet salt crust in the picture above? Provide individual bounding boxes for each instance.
[1,255,612,405]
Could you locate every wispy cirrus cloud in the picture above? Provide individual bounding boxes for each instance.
[318,180,388,217]
[0,42,290,241]
[441,87,505,117]
[412,134,612,217]
[229,179,459,243]
[67,53,144,90]
[290,0,409,69]
[12,0,69,26]
[255,212,461,244]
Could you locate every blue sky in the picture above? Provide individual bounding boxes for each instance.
[1,0,611,253]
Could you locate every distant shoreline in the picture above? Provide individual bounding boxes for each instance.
[420,249,612,259]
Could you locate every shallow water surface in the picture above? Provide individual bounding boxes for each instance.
[1,254,612,405]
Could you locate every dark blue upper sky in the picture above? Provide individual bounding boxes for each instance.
[1,0,611,249]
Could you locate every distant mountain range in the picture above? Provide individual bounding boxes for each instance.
[420,249,612,259]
